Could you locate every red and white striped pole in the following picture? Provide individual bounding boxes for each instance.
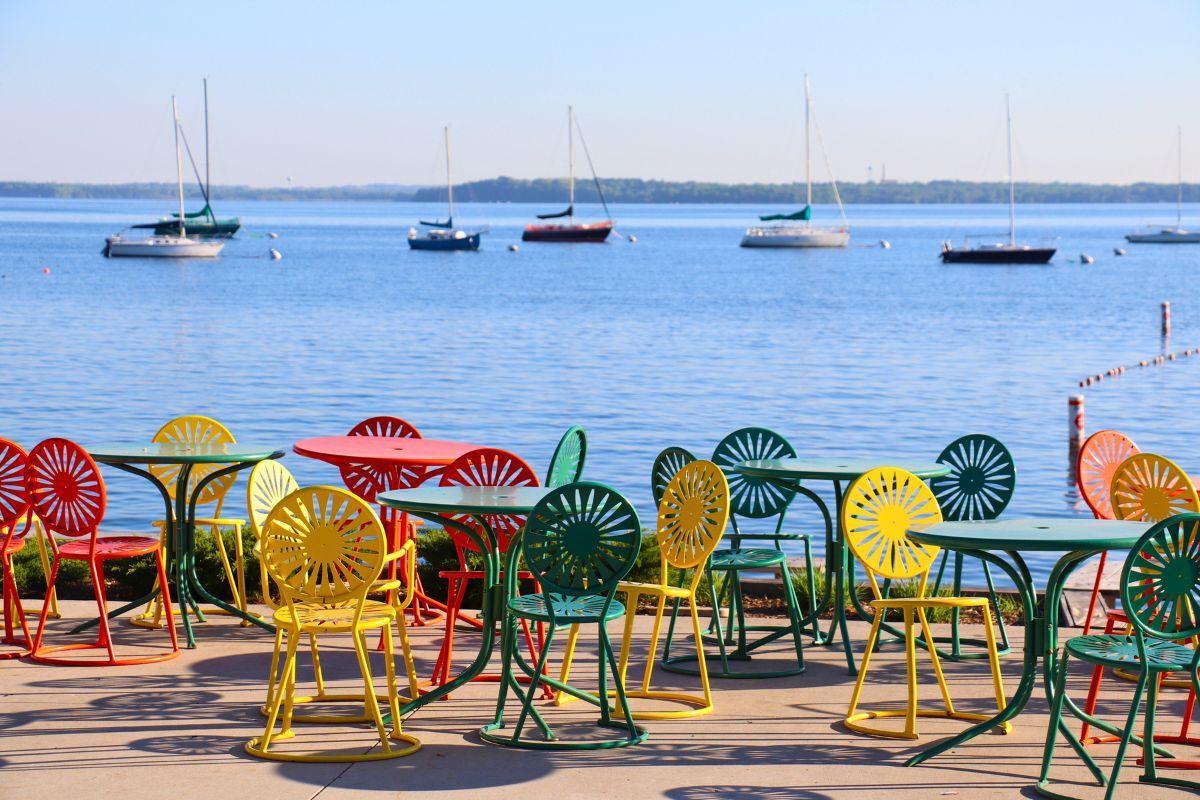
[1162,301,1171,337]
[1069,394,1085,447]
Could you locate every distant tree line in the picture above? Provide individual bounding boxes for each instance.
[3,178,1198,204]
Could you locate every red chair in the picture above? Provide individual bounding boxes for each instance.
[0,439,34,659]
[29,438,178,665]
[431,448,548,696]
[1075,429,1140,634]
[339,416,437,627]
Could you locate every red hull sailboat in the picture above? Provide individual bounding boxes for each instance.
[523,105,614,243]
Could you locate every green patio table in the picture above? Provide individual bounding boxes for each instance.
[377,485,554,719]
[906,517,1152,773]
[77,441,285,648]
[733,457,950,675]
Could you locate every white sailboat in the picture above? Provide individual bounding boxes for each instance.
[1126,126,1200,244]
[741,75,850,248]
[105,97,225,258]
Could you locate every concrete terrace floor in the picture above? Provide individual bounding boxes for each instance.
[1,601,1195,800]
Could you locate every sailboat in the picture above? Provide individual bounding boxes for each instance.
[741,75,849,248]
[1126,127,1200,243]
[132,80,241,238]
[523,106,613,242]
[104,97,225,258]
[940,94,1056,264]
[408,125,485,251]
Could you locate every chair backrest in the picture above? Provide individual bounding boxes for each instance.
[546,425,587,488]
[0,439,31,541]
[1077,430,1140,519]
[656,460,729,579]
[150,415,237,508]
[339,415,423,502]
[1110,453,1199,523]
[439,448,539,555]
[522,482,641,598]
[26,438,106,538]
[842,466,943,598]
[246,459,300,539]
[711,427,797,524]
[651,446,697,506]
[929,434,1015,522]
[261,485,387,606]
[1121,513,1200,643]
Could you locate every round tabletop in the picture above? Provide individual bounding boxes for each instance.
[377,486,554,516]
[294,436,479,467]
[88,442,285,465]
[735,457,950,482]
[909,517,1149,552]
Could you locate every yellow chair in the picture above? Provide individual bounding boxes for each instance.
[557,460,730,719]
[843,466,1009,740]
[245,485,421,762]
[136,415,250,627]
[246,461,421,722]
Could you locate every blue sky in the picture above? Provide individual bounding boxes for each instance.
[2,1,1198,186]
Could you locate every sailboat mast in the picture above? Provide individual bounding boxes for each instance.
[203,78,211,200]
[1177,125,1183,228]
[1006,93,1015,247]
[568,105,575,223]
[804,74,812,226]
[445,125,455,226]
[172,96,186,238]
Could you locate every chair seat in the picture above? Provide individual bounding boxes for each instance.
[617,580,690,599]
[507,593,626,623]
[872,596,989,610]
[1065,634,1194,670]
[153,517,247,529]
[710,548,787,570]
[2,537,25,556]
[1106,608,1129,624]
[58,535,161,559]
[273,599,396,632]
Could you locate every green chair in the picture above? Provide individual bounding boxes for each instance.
[662,427,815,678]
[480,481,646,749]
[1039,512,1200,799]
[651,446,696,505]
[546,426,587,487]
[926,434,1016,660]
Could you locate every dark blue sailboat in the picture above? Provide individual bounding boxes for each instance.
[408,125,485,251]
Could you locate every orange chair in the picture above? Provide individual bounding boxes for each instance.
[0,439,34,658]
[30,438,179,665]
[1075,430,1140,634]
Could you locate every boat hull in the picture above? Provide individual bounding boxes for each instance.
[740,227,850,248]
[940,247,1056,264]
[104,237,225,258]
[522,221,613,242]
[408,233,482,251]
[1125,230,1200,244]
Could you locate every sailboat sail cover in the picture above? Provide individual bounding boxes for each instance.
[536,205,574,220]
[420,218,453,227]
[759,205,811,222]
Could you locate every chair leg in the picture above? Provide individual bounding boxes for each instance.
[155,550,179,652]
[846,613,883,721]
[917,607,955,716]
[1142,670,1162,784]
[555,623,582,706]
[31,555,61,654]
[1105,668,1150,800]
[801,538,820,641]
[688,598,713,711]
[33,524,61,619]
[599,622,642,742]
[1083,551,1108,636]
[981,560,1009,653]
[89,559,117,662]
[1082,612,1120,742]
[232,528,249,625]
[708,568,732,673]
[351,628,392,753]
[432,576,463,688]
[264,628,285,712]
[902,609,919,737]
[512,622,558,742]
[980,603,1007,719]
[382,623,404,741]
[394,612,421,701]
[616,590,640,695]
[641,594,668,692]
[211,524,241,611]
[780,561,807,672]
[1039,650,1073,788]
[259,633,299,752]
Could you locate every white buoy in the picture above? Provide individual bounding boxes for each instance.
[269,249,282,260]
[268,232,279,239]
[1113,247,1125,256]
[1080,254,1094,264]
[879,240,891,249]
[628,235,638,244]
[508,244,519,252]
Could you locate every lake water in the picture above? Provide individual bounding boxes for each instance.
[2,197,1199,586]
